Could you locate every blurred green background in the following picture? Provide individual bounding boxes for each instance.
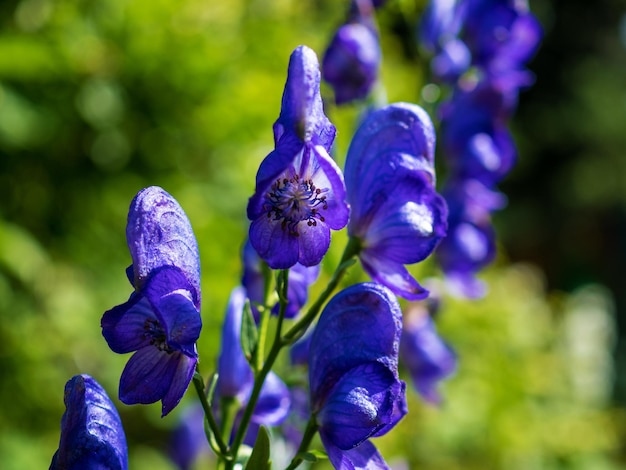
[0,0,625,468]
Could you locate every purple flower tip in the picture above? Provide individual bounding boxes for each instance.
[102,186,202,416]
[127,186,201,307]
[274,45,336,149]
[247,48,349,269]
[50,374,128,470]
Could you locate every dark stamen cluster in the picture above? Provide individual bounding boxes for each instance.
[264,173,328,235]
[143,318,172,353]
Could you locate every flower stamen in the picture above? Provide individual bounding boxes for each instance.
[263,173,329,235]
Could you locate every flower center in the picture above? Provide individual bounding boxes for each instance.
[264,173,328,235]
[144,318,173,353]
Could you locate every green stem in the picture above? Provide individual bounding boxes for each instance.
[226,269,290,468]
[192,373,230,459]
[255,305,271,373]
[283,236,360,345]
[284,416,320,470]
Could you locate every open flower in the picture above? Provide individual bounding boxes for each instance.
[101,186,202,416]
[344,103,447,300]
[309,283,407,469]
[50,374,128,470]
[247,45,349,269]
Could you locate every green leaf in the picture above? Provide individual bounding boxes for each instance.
[296,450,328,462]
[241,299,258,364]
[245,426,272,470]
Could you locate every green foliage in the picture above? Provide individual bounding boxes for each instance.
[246,426,272,470]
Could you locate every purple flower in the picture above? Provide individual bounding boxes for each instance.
[344,103,448,300]
[309,283,407,469]
[50,374,128,470]
[430,38,472,82]
[247,46,349,269]
[439,81,518,185]
[101,186,202,416]
[418,0,467,55]
[242,238,320,319]
[168,403,209,470]
[322,0,381,105]
[462,0,542,77]
[217,287,291,430]
[436,178,505,298]
[400,303,456,404]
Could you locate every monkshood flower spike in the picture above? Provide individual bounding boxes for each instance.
[248,45,349,269]
[345,103,448,300]
[50,374,128,470]
[309,283,407,469]
[101,186,202,416]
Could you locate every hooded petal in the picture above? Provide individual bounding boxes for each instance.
[51,375,128,470]
[309,283,402,409]
[274,45,336,149]
[344,102,437,199]
[317,363,406,449]
[126,186,201,307]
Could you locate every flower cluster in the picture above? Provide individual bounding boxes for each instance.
[47,1,541,461]
[420,0,542,297]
